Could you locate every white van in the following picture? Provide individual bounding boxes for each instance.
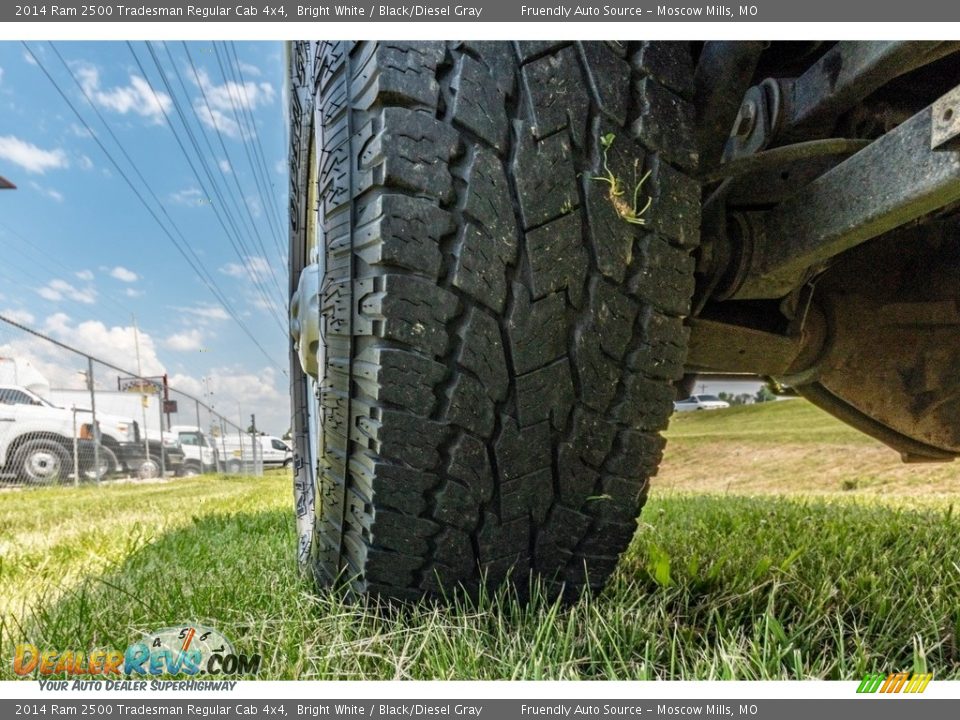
[219,434,292,472]
[168,425,219,475]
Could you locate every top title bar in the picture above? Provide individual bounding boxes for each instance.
[5,0,960,22]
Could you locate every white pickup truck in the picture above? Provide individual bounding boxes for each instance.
[0,385,100,483]
[0,385,184,482]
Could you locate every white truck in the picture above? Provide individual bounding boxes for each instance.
[48,388,186,478]
[167,425,220,475]
[0,385,99,483]
[219,434,292,473]
[0,385,185,481]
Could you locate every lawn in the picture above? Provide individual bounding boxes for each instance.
[662,399,960,497]
[2,401,959,680]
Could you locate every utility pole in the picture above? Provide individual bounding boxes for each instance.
[132,315,151,467]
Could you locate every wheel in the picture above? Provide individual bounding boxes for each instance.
[82,445,118,482]
[289,41,699,599]
[282,459,292,469]
[136,455,162,480]
[179,460,202,478]
[15,439,71,485]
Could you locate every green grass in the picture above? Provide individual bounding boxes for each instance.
[666,399,871,445]
[661,400,960,497]
[2,461,959,679]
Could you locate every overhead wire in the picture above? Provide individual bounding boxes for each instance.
[47,42,273,331]
[210,41,288,271]
[25,41,287,375]
[172,41,288,305]
[223,40,288,255]
[125,41,289,332]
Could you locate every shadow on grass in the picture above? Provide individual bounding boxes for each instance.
[8,495,960,680]
[6,508,308,678]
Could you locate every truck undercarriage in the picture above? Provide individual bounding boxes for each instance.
[687,41,960,462]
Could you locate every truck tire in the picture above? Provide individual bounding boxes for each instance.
[178,460,203,478]
[289,41,699,599]
[82,445,118,482]
[15,439,71,485]
[136,455,163,480]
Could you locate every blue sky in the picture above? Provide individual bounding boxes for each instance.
[0,41,291,433]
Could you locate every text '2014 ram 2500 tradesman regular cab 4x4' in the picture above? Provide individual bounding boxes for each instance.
[286,41,960,600]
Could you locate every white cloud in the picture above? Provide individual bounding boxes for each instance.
[163,328,204,352]
[273,159,285,175]
[170,187,207,206]
[0,314,288,433]
[28,181,64,202]
[36,278,97,305]
[69,123,93,139]
[0,68,5,85]
[22,50,37,66]
[191,68,275,140]
[75,270,94,281]
[194,105,242,139]
[219,159,231,173]
[0,308,35,325]
[173,304,230,322]
[237,60,262,77]
[75,64,171,125]
[220,255,271,282]
[124,288,143,298]
[0,136,68,174]
[42,313,165,376]
[77,154,94,170]
[168,365,288,435]
[110,266,138,283]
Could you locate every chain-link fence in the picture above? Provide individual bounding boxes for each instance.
[0,315,284,488]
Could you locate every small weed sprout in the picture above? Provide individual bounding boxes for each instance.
[592,132,653,225]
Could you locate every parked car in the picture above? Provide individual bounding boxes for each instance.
[0,385,98,483]
[673,394,732,412]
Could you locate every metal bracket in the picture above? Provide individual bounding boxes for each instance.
[731,82,960,300]
[932,84,960,149]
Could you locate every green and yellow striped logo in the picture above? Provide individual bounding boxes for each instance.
[857,672,933,694]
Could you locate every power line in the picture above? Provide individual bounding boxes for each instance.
[210,42,288,278]
[46,42,265,330]
[223,41,288,254]
[131,40,287,320]
[160,40,273,282]
[125,41,289,332]
[0,219,136,323]
[171,41,288,306]
[26,42,287,375]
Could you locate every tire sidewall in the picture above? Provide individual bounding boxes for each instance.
[83,445,118,482]
[17,440,70,485]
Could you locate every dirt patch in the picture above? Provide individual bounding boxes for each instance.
[657,440,960,497]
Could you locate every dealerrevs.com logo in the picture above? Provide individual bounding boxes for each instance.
[13,625,261,684]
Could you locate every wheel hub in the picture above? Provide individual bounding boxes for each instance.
[290,261,323,380]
